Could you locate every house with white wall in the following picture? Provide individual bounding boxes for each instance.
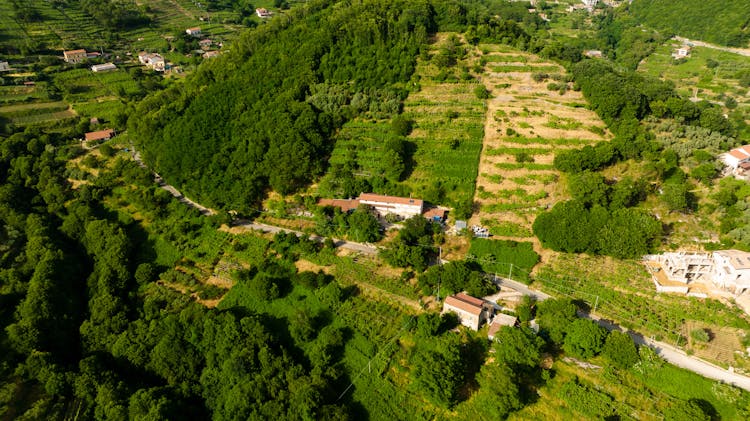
[712,250,750,295]
[359,193,423,219]
[442,293,491,331]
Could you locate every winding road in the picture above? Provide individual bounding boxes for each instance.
[493,276,750,391]
[128,148,750,391]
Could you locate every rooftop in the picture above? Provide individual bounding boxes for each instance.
[715,250,750,270]
[444,295,483,316]
[359,193,423,207]
[318,198,360,212]
[85,129,114,141]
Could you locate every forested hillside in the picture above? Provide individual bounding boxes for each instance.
[130,0,546,213]
[628,0,750,47]
[131,0,434,212]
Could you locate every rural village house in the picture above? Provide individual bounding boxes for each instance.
[0,61,11,72]
[318,193,447,221]
[721,145,750,175]
[63,49,87,63]
[84,129,115,142]
[138,52,166,72]
[186,27,202,37]
[441,293,492,331]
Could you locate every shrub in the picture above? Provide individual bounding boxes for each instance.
[474,85,491,99]
[690,327,710,343]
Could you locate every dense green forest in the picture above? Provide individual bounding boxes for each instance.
[628,0,750,47]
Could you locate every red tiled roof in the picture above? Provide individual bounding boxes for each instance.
[359,193,423,207]
[729,149,750,160]
[740,145,750,155]
[454,293,485,307]
[318,198,360,212]
[443,296,482,316]
[85,129,114,141]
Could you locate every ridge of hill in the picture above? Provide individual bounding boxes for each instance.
[628,0,750,47]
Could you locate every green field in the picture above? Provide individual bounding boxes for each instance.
[401,35,486,208]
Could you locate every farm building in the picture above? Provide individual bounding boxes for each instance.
[84,129,115,142]
[0,61,11,72]
[721,145,750,174]
[359,193,424,219]
[186,27,202,37]
[91,63,117,72]
[63,49,87,63]
[673,45,692,59]
[584,50,603,58]
[199,39,213,48]
[203,51,220,59]
[256,8,272,18]
[645,250,750,295]
[487,313,519,340]
[138,52,166,72]
[442,293,492,331]
[318,193,447,221]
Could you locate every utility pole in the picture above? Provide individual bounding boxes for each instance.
[593,295,599,315]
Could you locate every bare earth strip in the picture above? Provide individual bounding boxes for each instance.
[472,46,611,262]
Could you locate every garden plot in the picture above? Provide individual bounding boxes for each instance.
[471,45,611,244]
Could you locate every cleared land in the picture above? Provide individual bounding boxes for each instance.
[470,45,610,252]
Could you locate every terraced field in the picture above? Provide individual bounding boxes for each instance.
[470,45,611,251]
[326,34,486,209]
[401,35,486,208]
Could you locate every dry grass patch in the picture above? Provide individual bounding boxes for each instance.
[472,46,610,242]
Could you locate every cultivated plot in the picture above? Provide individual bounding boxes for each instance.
[471,45,611,246]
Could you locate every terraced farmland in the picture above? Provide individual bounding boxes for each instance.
[400,35,486,209]
[471,45,611,250]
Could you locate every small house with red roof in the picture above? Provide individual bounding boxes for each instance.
[442,293,492,331]
[84,129,115,142]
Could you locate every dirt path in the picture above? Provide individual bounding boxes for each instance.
[674,36,750,57]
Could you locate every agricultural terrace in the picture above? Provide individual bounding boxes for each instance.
[400,34,486,209]
[510,351,750,420]
[325,34,486,210]
[536,254,750,371]
[638,39,750,111]
[0,0,245,55]
[471,45,611,250]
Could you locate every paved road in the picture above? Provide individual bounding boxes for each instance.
[126,146,750,389]
[231,220,380,255]
[491,277,750,391]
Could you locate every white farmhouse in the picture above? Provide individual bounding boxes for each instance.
[358,193,424,219]
[721,145,750,171]
[442,293,490,331]
[712,250,750,294]
[138,52,165,72]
